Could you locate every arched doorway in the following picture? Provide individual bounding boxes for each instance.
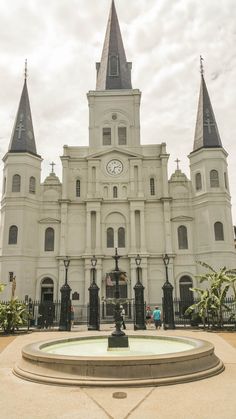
[41,278,54,302]
[179,276,194,315]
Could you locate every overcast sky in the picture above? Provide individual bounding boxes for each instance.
[0,0,236,223]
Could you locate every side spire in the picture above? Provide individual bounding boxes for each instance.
[193,57,222,152]
[8,61,38,156]
[96,0,132,90]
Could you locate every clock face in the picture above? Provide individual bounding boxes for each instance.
[106,159,123,175]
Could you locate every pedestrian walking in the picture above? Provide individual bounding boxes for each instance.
[145,306,152,327]
[152,306,162,330]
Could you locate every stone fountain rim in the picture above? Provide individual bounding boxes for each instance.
[14,334,224,387]
[21,334,214,363]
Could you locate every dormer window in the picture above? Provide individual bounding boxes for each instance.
[109,55,119,76]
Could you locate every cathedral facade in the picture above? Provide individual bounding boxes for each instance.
[0,1,235,305]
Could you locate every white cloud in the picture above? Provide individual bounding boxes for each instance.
[0,0,236,223]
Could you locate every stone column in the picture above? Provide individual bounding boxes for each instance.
[86,209,91,253]
[59,201,68,256]
[130,208,136,253]
[95,208,101,253]
[140,208,146,253]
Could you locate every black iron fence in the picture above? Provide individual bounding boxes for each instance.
[0,297,235,330]
[173,297,236,327]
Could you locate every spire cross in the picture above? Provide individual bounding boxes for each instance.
[16,115,25,139]
[175,158,180,171]
[24,59,28,80]
[50,162,56,173]
[200,55,204,76]
[204,109,215,134]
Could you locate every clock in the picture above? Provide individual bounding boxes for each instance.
[106,159,123,175]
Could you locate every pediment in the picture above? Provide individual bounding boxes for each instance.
[38,217,61,224]
[171,216,194,222]
[87,147,143,160]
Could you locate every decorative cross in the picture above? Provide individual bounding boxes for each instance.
[175,158,180,171]
[204,109,215,134]
[16,115,25,140]
[24,59,28,80]
[200,55,204,76]
[50,162,56,173]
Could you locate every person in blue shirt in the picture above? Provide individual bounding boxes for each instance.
[152,306,162,330]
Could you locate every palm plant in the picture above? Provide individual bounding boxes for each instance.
[185,262,236,329]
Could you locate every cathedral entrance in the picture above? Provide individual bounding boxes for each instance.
[179,276,194,315]
[41,277,54,302]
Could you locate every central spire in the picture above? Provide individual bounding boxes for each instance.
[96,0,132,90]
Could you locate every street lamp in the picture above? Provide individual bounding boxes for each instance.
[163,253,170,282]
[88,255,100,330]
[59,256,72,331]
[134,254,146,330]
[162,253,175,330]
[64,256,70,285]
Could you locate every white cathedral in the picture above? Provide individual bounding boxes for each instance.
[0,1,235,306]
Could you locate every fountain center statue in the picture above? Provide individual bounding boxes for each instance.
[107,248,129,349]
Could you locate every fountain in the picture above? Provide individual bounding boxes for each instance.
[13,250,224,387]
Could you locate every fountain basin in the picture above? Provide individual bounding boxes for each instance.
[13,335,224,387]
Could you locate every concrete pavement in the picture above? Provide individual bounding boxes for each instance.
[0,326,235,419]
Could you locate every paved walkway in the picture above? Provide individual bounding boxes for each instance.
[0,326,236,419]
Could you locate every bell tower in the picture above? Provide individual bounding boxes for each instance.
[87,0,141,149]
[0,61,42,299]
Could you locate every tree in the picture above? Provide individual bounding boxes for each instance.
[186,262,236,329]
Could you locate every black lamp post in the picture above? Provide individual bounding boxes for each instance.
[88,255,100,331]
[59,256,72,331]
[162,254,175,330]
[108,248,129,349]
[134,254,146,330]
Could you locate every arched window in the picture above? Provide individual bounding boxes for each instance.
[210,170,219,187]
[8,225,18,244]
[214,222,224,241]
[113,186,118,198]
[76,179,80,197]
[12,174,21,192]
[150,178,155,195]
[178,225,188,249]
[44,227,55,251]
[118,227,125,248]
[118,127,127,145]
[103,127,111,145]
[29,176,36,194]
[107,228,114,248]
[195,173,202,191]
